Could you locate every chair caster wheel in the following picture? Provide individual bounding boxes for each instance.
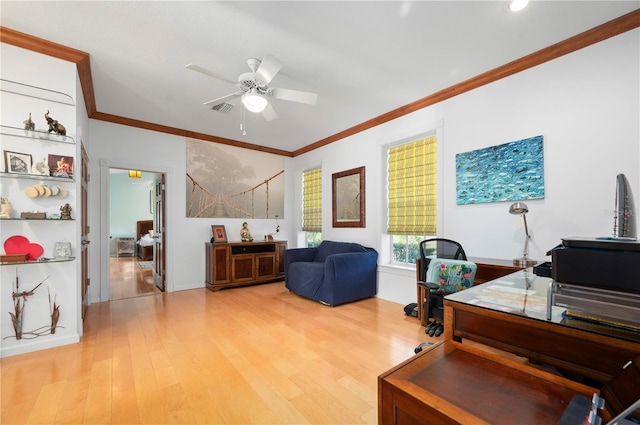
[434,325,444,337]
[425,321,436,334]
[428,323,438,337]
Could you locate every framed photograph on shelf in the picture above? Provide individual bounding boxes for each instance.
[47,154,74,178]
[211,225,228,243]
[332,166,366,228]
[4,150,32,174]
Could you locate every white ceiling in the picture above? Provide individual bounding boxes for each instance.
[2,1,638,153]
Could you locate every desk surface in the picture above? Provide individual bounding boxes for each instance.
[446,269,640,344]
[444,269,640,383]
[379,340,596,425]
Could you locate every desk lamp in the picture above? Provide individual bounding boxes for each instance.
[509,202,538,267]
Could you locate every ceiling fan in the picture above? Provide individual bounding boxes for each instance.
[185,54,318,122]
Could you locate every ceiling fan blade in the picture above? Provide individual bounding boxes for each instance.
[203,92,243,106]
[185,63,237,85]
[270,87,318,105]
[261,102,278,121]
[255,54,282,86]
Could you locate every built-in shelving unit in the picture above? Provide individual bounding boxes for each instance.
[1,75,79,356]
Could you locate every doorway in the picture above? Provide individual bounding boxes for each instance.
[108,168,163,300]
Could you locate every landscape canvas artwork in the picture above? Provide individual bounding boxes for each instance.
[456,135,544,205]
[186,139,284,219]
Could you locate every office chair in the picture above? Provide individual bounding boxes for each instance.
[417,239,473,339]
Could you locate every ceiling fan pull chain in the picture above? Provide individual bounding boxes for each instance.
[240,105,247,136]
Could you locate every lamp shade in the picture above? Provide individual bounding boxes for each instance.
[242,89,268,113]
[509,202,528,215]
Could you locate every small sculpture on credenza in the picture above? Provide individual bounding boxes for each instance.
[264,214,280,241]
[240,221,253,242]
[44,110,66,136]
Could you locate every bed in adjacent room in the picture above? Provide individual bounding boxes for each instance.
[136,219,154,261]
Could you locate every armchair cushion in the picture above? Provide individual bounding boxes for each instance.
[285,240,378,306]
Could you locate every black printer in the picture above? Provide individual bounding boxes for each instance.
[551,237,640,294]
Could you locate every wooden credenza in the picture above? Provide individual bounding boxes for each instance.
[205,241,287,291]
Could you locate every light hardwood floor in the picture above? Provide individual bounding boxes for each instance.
[1,282,440,424]
[109,256,161,300]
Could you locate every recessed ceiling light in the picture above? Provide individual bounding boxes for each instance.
[508,0,529,12]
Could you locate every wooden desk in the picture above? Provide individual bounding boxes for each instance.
[378,340,596,425]
[444,269,640,384]
[416,257,523,326]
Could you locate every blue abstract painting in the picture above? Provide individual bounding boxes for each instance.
[456,135,544,205]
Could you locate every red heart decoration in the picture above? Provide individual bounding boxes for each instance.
[4,235,44,261]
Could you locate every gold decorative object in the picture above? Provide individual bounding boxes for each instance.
[240,222,253,242]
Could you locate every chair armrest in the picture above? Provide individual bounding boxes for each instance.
[284,247,317,276]
[418,281,439,291]
[318,249,379,306]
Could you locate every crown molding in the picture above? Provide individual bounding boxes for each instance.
[2,8,639,158]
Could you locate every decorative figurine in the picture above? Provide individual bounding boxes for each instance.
[44,110,66,136]
[23,113,35,132]
[240,222,254,242]
[31,157,50,175]
[60,203,72,220]
[0,198,14,218]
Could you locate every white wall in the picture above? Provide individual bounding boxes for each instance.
[288,29,640,305]
[87,122,291,302]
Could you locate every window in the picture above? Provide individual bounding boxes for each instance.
[302,168,322,247]
[392,234,429,265]
[387,136,437,264]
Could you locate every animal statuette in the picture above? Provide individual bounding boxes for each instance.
[23,113,35,131]
[44,110,66,136]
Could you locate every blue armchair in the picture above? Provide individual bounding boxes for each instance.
[284,240,378,306]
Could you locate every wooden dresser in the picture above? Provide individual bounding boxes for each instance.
[205,240,287,291]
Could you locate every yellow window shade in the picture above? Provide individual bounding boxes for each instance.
[387,136,437,235]
[302,168,322,232]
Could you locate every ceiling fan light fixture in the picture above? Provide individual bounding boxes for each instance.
[508,0,529,12]
[242,89,268,113]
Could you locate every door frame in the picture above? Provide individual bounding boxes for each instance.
[98,159,173,302]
